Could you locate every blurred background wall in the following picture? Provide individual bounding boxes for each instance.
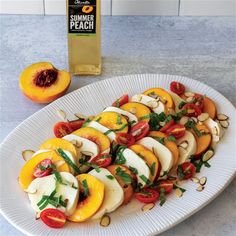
[0,0,235,16]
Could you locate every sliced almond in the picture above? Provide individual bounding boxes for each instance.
[179,116,190,125]
[70,139,83,148]
[196,185,205,192]
[74,113,87,120]
[22,150,35,162]
[81,151,94,157]
[186,97,195,103]
[197,113,209,122]
[147,100,159,109]
[176,180,184,186]
[100,215,110,227]
[217,113,229,121]
[212,127,219,136]
[132,128,142,137]
[35,212,40,220]
[202,149,214,162]
[148,93,158,99]
[129,107,137,114]
[184,92,195,97]
[57,109,67,121]
[191,177,200,183]
[175,188,183,198]
[190,117,198,123]
[219,120,229,128]
[178,141,189,149]
[213,135,220,143]
[199,177,207,186]
[54,160,66,168]
[24,189,37,194]
[141,202,155,211]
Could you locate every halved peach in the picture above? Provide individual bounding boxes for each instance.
[203,97,217,119]
[107,165,135,205]
[19,62,71,103]
[94,111,128,133]
[120,102,151,122]
[73,127,110,154]
[19,150,70,190]
[143,88,174,109]
[191,124,212,157]
[40,138,77,158]
[148,131,179,167]
[68,174,105,222]
[130,144,160,181]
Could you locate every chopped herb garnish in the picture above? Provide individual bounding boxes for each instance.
[177,165,185,180]
[150,162,156,176]
[159,188,166,206]
[116,115,122,125]
[37,195,47,207]
[57,148,81,175]
[148,113,161,131]
[153,137,165,145]
[165,115,173,123]
[158,112,166,122]
[128,120,136,126]
[204,162,211,168]
[116,167,132,185]
[95,117,102,122]
[81,118,91,127]
[115,99,120,107]
[173,183,186,193]
[82,179,89,197]
[129,166,138,174]
[167,135,176,142]
[54,171,64,185]
[39,164,47,171]
[115,146,126,164]
[160,171,168,178]
[58,195,68,207]
[178,101,187,109]
[139,114,150,120]
[104,129,113,135]
[71,183,78,189]
[135,183,144,192]
[176,109,187,120]
[37,189,57,210]
[185,120,202,137]
[106,175,115,180]
[113,123,129,132]
[83,162,101,172]
[139,175,151,185]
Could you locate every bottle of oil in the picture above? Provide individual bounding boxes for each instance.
[67,0,101,75]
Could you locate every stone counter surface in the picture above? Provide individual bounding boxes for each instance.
[0,16,235,236]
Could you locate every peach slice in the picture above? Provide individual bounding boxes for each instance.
[94,111,128,133]
[130,144,160,182]
[191,124,212,157]
[203,97,217,119]
[148,131,179,167]
[107,165,135,205]
[68,174,105,222]
[19,150,70,190]
[40,138,77,158]
[143,88,174,109]
[73,127,110,154]
[19,62,71,103]
[120,102,151,122]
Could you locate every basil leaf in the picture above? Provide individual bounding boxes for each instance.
[173,184,186,193]
[139,175,151,185]
[129,166,138,174]
[178,101,186,109]
[115,147,126,164]
[104,129,113,135]
[106,175,114,180]
[116,167,132,185]
[139,114,150,120]
[113,123,129,132]
[95,117,102,122]
[159,188,166,206]
[150,162,156,176]
[177,165,185,180]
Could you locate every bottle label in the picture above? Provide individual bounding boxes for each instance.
[68,0,96,34]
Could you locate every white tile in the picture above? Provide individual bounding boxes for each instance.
[44,0,111,15]
[112,0,179,15]
[180,0,236,16]
[0,0,44,14]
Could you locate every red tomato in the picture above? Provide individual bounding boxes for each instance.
[165,124,186,139]
[183,103,202,117]
[157,180,174,194]
[112,94,129,107]
[193,94,204,111]
[91,153,112,168]
[40,208,66,228]
[170,81,185,95]
[130,121,150,141]
[135,188,159,203]
[116,133,135,146]
[67,120,85,131]
[53,122,72,138]
[177,162,196,180]
[33,159,53,178]
[160,119,175,133]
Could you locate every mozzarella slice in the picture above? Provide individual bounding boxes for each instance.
[204,118,223,143]
[168,91,186,113]
[27,172,79,216]
[137,137,173,177]
[131,94,165,114]
[176,131,197,164]
[63,134,99,160]
[87,121,116,142]
[89,168,124,219]
[103,107,138,124]
[116,148,150,186]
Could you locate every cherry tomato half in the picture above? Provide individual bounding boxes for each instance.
[33,159,53,178]
[130,121,150,141]
[90,153,112,168]
[177,162,196,180]
[157,180,174,194]
[135,188,159,203]
[160,119,175,133]
[183,103,202,117]
[40,208,66,228]
[116,133,135,146]
[53,120,84,138]
[170,81,185,95]
[112,94,129,107]
[192,94,204,111]
[165,124,186,139]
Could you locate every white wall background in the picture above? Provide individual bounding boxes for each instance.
[0,0,235,16]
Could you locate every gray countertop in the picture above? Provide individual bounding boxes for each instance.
[0,16,235,236]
